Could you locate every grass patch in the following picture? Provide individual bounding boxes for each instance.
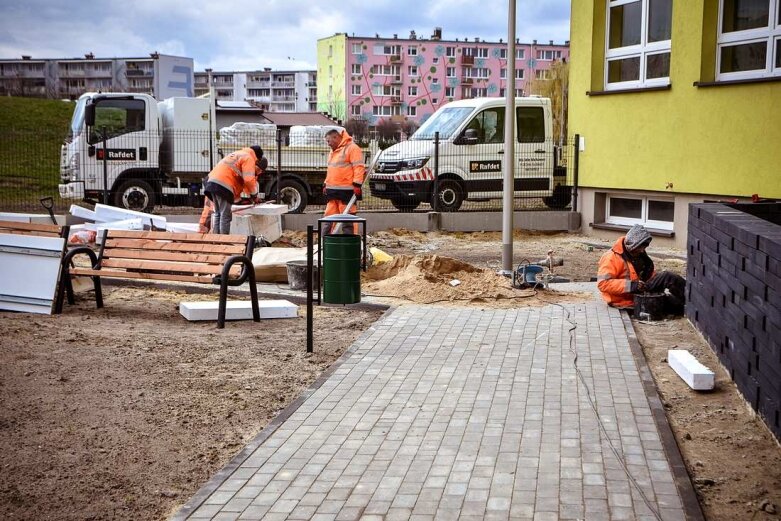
[0,97,74,211]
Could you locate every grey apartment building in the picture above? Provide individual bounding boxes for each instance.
[0,53,194,100]
[195,69,317,112]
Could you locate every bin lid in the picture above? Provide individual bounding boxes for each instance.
[318,214,366,223]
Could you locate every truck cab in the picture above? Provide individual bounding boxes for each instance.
[369,97,570,212]
[60,93,216,212]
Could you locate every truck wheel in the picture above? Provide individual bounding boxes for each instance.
[391,198,420,212]
[113,179,156,213]
[543,185,572,209]
[431,179,464,212]
[279,179,308,214]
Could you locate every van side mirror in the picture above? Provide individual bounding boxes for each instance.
[458,128,479,145]
[85,103,95,127]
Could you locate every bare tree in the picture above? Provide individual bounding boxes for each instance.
[375,118,399,143]
[400,119,419,139]
[344,117,370,144]
[528,60,569,144]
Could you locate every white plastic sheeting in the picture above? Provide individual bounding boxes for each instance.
[0,233,65,314]
[219,122,278,146]
[288,125,344,147]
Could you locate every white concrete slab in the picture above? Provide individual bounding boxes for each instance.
[94,203,166,229]
[231,203,288,215]
[668,349,715,391]
[179,300,298,321]
[166,222,201,233]
[0,233,64,314]
[230,214,282,243]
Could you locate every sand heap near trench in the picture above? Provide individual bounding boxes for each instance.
[362,254,522,303]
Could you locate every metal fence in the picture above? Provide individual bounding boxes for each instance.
[0,127,579,215]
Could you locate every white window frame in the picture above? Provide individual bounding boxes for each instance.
[606,195,674,230]
[408,46,418,56]
[351,105,361,116]
[408,65,419,77]
[516,49,526,60]
[351,84,361,95]
[477,47,489,58]
[407,105,417,116]
[408,86,418,96]
[717,0,781,80]
[500,68,507,79]
[446,67,456,77]
[516,69,525,79]
[446,46,456,57]
[352,43,362,55]
[432,77,439,84]
[605,0,672,90]
[351,64,361,75]
[445,86,455,97]
[433,57,439,64]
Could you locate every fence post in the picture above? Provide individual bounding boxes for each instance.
[571,134,580,213]
[306,224,314,353]
[101,126,109,205]
[276,128,283,204]
[432,131,440,211]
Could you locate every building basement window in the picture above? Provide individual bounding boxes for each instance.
[605,0,673,90]
[717,0,781,80]
[606,195,675,230]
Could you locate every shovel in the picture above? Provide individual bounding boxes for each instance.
[39,197,57,224]
[330,150,381,235]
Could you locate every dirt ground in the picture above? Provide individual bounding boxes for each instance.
[634,318,781,520]
[0,286,383,521]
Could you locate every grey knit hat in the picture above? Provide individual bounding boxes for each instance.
[624,224,652,252]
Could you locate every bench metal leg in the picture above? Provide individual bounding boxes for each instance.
[217,255,259,328]
[56,248,102,313]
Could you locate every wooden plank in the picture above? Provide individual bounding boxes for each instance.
[102,248,231,264]
[106,230,248,244]
[0,220,62,234]
[104,239,246,255]
[101,258,241,276]
[70,267,213,284]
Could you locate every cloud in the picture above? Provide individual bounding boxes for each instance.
[0,0,571,70]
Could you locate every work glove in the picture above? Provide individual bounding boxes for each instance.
[353,183,362,199]
[252,194,262,204]
[322,185,327,196]
[630,280,647,293]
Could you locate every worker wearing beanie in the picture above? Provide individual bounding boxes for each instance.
[203,145,263,234]
[323,129,365,234]
[597,224,686,314]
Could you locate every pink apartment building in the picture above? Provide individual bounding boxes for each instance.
[317,28,569,124]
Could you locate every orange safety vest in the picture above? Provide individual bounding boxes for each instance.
[325,131,365,195]
[207,148,259,199]
[597,236,656,308]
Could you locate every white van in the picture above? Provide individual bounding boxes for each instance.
[369,97,569,212]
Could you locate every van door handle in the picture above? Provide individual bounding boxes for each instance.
[498,150,504,154]
[534,149,546,153]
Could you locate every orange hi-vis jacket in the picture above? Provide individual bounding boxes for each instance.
[597,236,656,308]
[325,131,365,198]
[207,148,259,200]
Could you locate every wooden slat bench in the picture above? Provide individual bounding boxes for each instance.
[56,230,259,328]
[0,220,69,239]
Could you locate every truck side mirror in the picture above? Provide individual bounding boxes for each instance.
[85,103,95,127]
[88,145,96,157]
[460,128,479,144]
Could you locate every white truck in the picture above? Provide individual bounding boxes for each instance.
[369,96,571,212]
[58,92,332,213]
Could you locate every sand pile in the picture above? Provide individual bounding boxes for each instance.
[363,254,523,303]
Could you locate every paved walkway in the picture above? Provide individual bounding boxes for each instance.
[174,302,696,521]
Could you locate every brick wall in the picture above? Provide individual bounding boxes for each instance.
[687,203,781,440]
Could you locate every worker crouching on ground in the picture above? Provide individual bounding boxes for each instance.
[201,146,266,234]
[323,129,365,234]
[597,224,686,315]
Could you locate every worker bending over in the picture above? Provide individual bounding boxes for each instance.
[323,129,365,234]
[597,224,686,315]
[201,146,266,234]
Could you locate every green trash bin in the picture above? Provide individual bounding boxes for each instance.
[322,233,361,304]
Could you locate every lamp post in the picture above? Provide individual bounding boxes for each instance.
[501,0,517,273]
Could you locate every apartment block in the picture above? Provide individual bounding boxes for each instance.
[195,69,318,112]
[0,53,193,100]
[317,28,569,123]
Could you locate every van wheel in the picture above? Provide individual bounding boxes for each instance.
[279,179,308,214]
[431,179,464,212]
[113,179,156,213]
[543,185,571,209]
[391,198,420,212]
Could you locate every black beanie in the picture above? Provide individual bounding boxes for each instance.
[250,145,263,158]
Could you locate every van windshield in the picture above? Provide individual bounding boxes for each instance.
[410,107,474,140]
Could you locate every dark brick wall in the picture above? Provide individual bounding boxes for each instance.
[687,203,781,441]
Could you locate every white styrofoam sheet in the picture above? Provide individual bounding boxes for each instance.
[69,205,101,222]
[668,349,715,391]
[231,203,289,215]
[0,233,65,314]
[179,300,298,321]
[94,203,166,229]
[0,212,53,223]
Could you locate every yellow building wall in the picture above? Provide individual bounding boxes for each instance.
[569,0,781,199]
[316,34,347,121]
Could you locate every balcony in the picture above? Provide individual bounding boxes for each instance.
[389,96,402,104]
[389,55,403,64]
[390,75,403,84]
[271,81,295,88]
[461,76,474,84]
[126,69,153,77]
[460,54,475,65]
[306,81,316,87]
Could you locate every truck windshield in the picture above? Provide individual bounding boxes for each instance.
[69,97,87,138]
[410,107,474,140]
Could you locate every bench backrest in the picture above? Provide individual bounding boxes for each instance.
[0,220,67,238]
[97,230,252,284]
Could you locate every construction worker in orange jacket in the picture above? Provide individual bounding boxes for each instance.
[203,145,263,234]
[199,150,268,233]
[597,224,685,314]
[323,129,365,234]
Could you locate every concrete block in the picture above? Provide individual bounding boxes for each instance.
[230,214,283,243]
[668,350,715,391]
[179,300,298,321]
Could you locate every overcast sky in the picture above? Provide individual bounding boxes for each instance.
[0,0,570,71]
